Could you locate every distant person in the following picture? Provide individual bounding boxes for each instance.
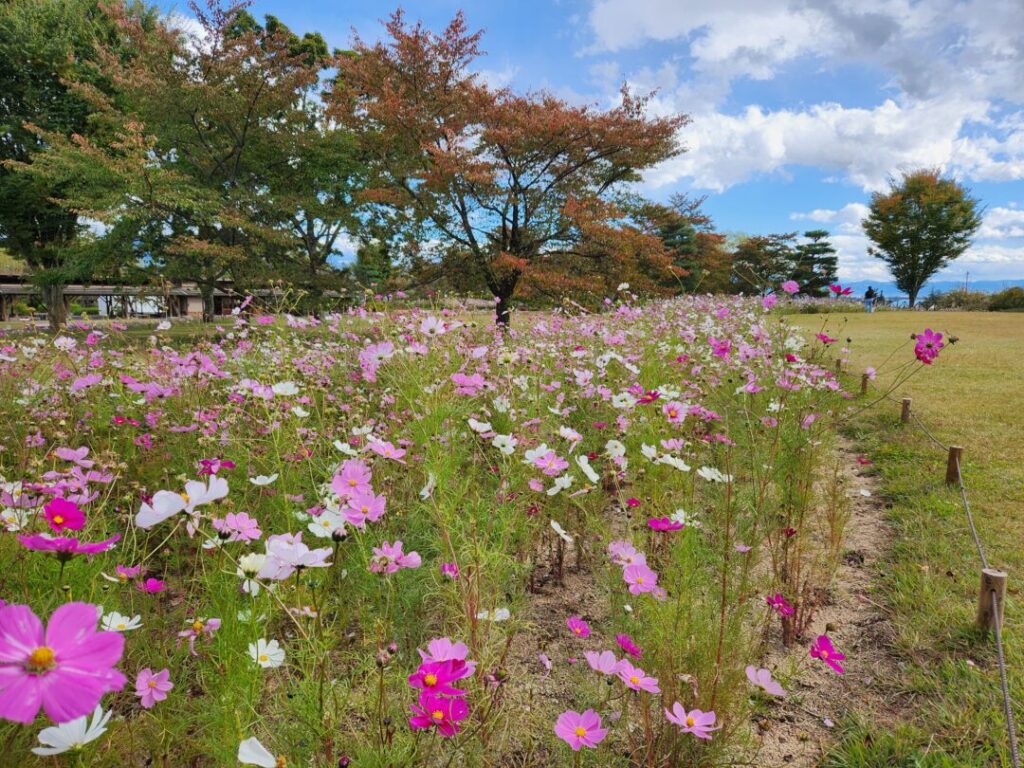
[863,286,876,313]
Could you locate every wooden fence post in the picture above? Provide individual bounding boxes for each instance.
[860,373,870,396]
[900,397,912,423]
[945,445,963,485]
[976,568,1008,633]
[835,358,843,375]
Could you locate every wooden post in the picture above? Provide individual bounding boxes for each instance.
[835,358,843,375]
[945,445,963,485]
[976,568,1008,633]
[900,397,912,423]
[860,373,870,396]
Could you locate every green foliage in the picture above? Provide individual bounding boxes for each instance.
[792,229,838,297]
[863,170,982,307]
[922,288,991,311]
[731,232,797,295]
[988,286,1024,311]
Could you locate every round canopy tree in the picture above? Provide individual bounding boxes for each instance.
[863,169,982,307]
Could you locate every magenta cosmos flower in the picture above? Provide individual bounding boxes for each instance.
[409,693,469,737]
[408,659,468,697]
[665,703,719,739]
[18,533,120,560]
[566,615,590,638]
[765,593,794,616]
[810,634,846,674]
[616,660,660,693]
[43,498,85,533]
[0,602,126,724]
[648,517,684,532]
[615,633,642,659]
[135,667,173,709]
[417,637,476,678]
[914,328,944,365]
[554,709,607,751]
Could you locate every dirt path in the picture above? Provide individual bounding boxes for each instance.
[753,439,902,766]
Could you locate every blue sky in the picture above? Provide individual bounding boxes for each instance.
[165,0,1024,284]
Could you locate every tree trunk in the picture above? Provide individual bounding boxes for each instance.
[200,284,216,323]
[908,287,918,308]
[40,284,67,332]
[495,292,511,328]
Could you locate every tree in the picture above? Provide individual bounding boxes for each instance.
[731,233,797,295]
[327,11,687,326]
[863,169,982,307]
[792,229,838,297]
[0,0,158,329]
[649,193,734,293]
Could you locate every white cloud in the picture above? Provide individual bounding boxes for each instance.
[978,206,1024,239]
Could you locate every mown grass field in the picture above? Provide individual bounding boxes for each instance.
[792,310,1024,767]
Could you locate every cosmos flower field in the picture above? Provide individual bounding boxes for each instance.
[0,295,871,765]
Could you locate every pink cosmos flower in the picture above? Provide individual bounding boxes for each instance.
[211,512,262,543]
[368,439,406,463]
[829,284,853,296]
[417,637,476,678]
[566,615,590,638]
[177,617,221,656]
[648,517,683,532]
[662,400,686,423]
[746,665,786,696]
[408,659,468,697]
[781,280,800,295]
[914,328,944,365]
[43,498,85,533]
[623,563,658,594]
[665,703,719,739]
[584,650,621,675]
[616,660,660,693]
[554,709,607,751]
[534,450,569,477]
[810,634,845,674]
[607,540,646,568]
[369,540,421,574]
[762,294,778,310]
[441,562,460,580]
[135,667,173,709]
[136,578,166,594]
[409,693,469,737]
[259,533,332,580]
[0,602,126,724]
[344,491,386,529]
[615,633,642,659]
[18,533,120,559]
[331,460,373,499]
[54,447,94,468]
[765,593,794,616]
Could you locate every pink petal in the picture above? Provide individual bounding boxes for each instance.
[0,604,44,661]
[0,672,42,723]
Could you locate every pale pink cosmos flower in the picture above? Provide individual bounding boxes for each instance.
[0,602,126,724]
[417,637,476,678]
[135,667,173,709]
[607,540,646,568]
[369,439,406,463]
[623,563,658,594]
[665,703,719,739]
[331,460,373,499]
[554,709,607,751]
[616,661,660,693]
[344,490,386,529]
[177,618,221,656]
[746,665,786,696]
[258,533,332,581]
[534,450,569,477]
[583,650,620,675]
[369,540,421,574]
[662,400,686,423]
[781,280,800,295]
[211,512,261,543]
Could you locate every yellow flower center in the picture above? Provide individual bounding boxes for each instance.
[117,623,127,630]
[820,650,829,659]
[573,627,582,634]
[26,646,56,673]
[636,577,644,584]
[361,506,369,514]
[686,716,695,727]
[669,410,677,418]
[347,479,357,487]
[148,679,158,688]
[259,654,269,662]
[118,572,128,582]
[192,620,204,633]
[432,710,445,721]
[52,515,64,525]
[574,727,587,737]
[180,492,190,503]
[423,673,438,687]
[275,758,287,768]
[629,675,639,684]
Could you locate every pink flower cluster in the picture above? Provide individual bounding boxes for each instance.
[408,638,474,737]
[607,540,665,599]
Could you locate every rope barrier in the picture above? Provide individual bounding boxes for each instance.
[862,381,1018,767]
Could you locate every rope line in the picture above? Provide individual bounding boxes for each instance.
[864,384,1017,765]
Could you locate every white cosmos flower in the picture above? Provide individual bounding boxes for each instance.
[290,406,309,418]
[249,474,278,487]
[333,440,358,456]
[1,507,29,532]
[523,443,549,464]
[238,736,278,767]
[53,336,77,351]
[135,476,229,529]
[657,455,692,472]
[419,472,436,500]
[307,509,346,539]
[237,553,267,595]
[156,320,172,331]
[641,444,658,460]
[101,611,142,632]
[492,396,510,413]
[605,440,626,459]
[550,519,573,543]
[696,466,732,483]
[32,705,111,755]
[476,607,511,622]
[576,455,600,484]
[547,474,574,496]
[249,638,285,668]
[467,418,492,433]
[492,434,517,455]
[271,381,299,397]
[610,392,634,409]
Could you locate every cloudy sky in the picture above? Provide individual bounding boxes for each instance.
[165,0,1024,284]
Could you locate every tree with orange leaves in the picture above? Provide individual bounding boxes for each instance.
[328,11,688,325]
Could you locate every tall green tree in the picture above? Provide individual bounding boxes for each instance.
[731,233,797,296]
[863,169,982,307]
[0,0,158,329]
[792,229,838,297]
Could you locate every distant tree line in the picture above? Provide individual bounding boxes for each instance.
[2,1,976,328]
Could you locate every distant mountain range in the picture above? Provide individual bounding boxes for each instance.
[841,279,1024,297]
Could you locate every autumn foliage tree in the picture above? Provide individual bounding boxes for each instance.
[328,11,688,325]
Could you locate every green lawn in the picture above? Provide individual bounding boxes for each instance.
[792,311,1024,767]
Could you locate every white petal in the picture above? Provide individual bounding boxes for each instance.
[238,736,277,767]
